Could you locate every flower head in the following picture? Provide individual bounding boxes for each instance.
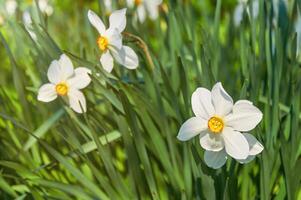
[37,54,91,113]
[177,82,264,169]
[23,11,37,40]
[5,0,17,16]
[127,0,162,22]
[38,0,53,16]
[88,8,139,73]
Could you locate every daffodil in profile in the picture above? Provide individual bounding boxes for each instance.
[37,54,91,113]
[126,0,162,22]
[177,82,264,169]
[88,8,138,73]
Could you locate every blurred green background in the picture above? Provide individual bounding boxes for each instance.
[0,0,301,199]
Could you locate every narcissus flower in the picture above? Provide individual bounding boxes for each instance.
[38,0,53,16]
[126,0,162,22]
[23,11,37,40]
[88,8,138,73]
[177,82,264,169]
[5,0,17,16]
[37,54,91,113]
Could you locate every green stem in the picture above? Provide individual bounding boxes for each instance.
[123,32,155,72]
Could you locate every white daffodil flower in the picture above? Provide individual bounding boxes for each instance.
[5,0,17,16]
[37,54,91,113]
[126,0,162,23]
[177,82,264,169]
[88,9,139,73]
[23,11,37,40]
[38,0,53,16]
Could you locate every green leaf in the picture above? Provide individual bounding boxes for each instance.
[23,109,65,151]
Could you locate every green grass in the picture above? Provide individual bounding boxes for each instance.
[0,0,301,199]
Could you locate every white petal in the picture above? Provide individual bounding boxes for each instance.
[233,4,244,27]
[145,0,162,20]
[47,60,61,84]
[137,5,146,22]
[211,82,233,117]
[37,83,57,102]
[199,132,224,151]
[177,117,207,141]
[224,100,262,132]
[66,67,91,89]
[104,0,112,12]
[243,133,264,156]
[88,10,106,34]
[58,54,74,80]
[191,88,215,120]
[23,11,32,25]
[154,0,163,4]
[126,0,134,7]
[109,8,127,33]
[68,89,87,113]
[222,127,249,159]
[147,7,159,20]
[121,46,139,69]
[100,51,114,73]
[237,155,255,164]
[110,46,139,69]
[204,150,227,169]
[105,28,122,49]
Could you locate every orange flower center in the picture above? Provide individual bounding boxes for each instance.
[208,116,224,134]
[55,83,68,96]
[97,36,109,51]
[135,0,142,6]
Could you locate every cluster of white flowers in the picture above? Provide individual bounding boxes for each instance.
[4,0,53,16]
[38,8,141,113]
[36,3,264,169]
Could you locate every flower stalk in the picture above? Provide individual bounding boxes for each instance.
[123,32,155,72]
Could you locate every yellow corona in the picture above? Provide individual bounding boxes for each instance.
[135,0,142,6]
[208,116,224,134]
[97,36,109,51]
[55,83,68,96]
